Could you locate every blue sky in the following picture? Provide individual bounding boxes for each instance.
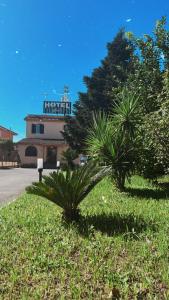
[0,0,168,141]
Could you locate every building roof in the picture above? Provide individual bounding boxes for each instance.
[0,125,17,135]
[24,114,67,121]
[17,138,66,146]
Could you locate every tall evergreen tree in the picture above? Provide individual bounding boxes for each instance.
[63,29,135,153]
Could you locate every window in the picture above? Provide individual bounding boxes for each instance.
[32,124,44,134]
[25,146,37,157]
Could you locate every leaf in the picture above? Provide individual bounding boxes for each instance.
[26,161,107,221]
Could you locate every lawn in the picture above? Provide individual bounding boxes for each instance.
[0,176,169,299]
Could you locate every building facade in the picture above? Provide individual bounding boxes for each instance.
[0,125,17,142]
[17,115,69,168]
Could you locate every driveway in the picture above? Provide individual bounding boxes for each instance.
[0,168,52,207]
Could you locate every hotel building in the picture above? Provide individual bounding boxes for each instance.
[17,114,69,168]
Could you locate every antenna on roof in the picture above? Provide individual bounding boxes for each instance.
[42,86,71,115]
[61,85,70,102]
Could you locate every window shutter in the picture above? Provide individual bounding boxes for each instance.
[32,124,36,133]
[40,124,44,134]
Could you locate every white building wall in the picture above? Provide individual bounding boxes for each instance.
[26,120,65,139]
[17,144,44,167]
[17,144,69,167]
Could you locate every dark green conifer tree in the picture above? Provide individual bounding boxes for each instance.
[63,29,135,153]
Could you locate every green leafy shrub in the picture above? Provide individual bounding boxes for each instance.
[87,89,140,191]
[26,161,108,222]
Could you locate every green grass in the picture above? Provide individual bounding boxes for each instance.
[0,176,169,299]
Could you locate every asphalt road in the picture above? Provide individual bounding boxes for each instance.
[0,168,52,207]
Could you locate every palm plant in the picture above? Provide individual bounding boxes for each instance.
[113,88,140,140]
[86,89,140,191]
[26,161,108,222]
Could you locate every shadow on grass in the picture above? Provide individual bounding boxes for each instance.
[125,186,169,200]
[157,182,169,190]
[74,212,157,238]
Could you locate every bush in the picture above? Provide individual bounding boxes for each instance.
[26,161,108,222]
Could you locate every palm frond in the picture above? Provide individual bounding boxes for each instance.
[112,88,140,139]
[86,112,113,159]
[26,161,107,220]
[86,92,140,191]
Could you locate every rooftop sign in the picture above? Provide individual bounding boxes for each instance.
[43,101,71,115]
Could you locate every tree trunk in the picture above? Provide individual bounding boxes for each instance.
[115,170,126,192]
[62,207,80,222]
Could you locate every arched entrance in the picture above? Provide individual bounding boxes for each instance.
[45,146,57,169]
